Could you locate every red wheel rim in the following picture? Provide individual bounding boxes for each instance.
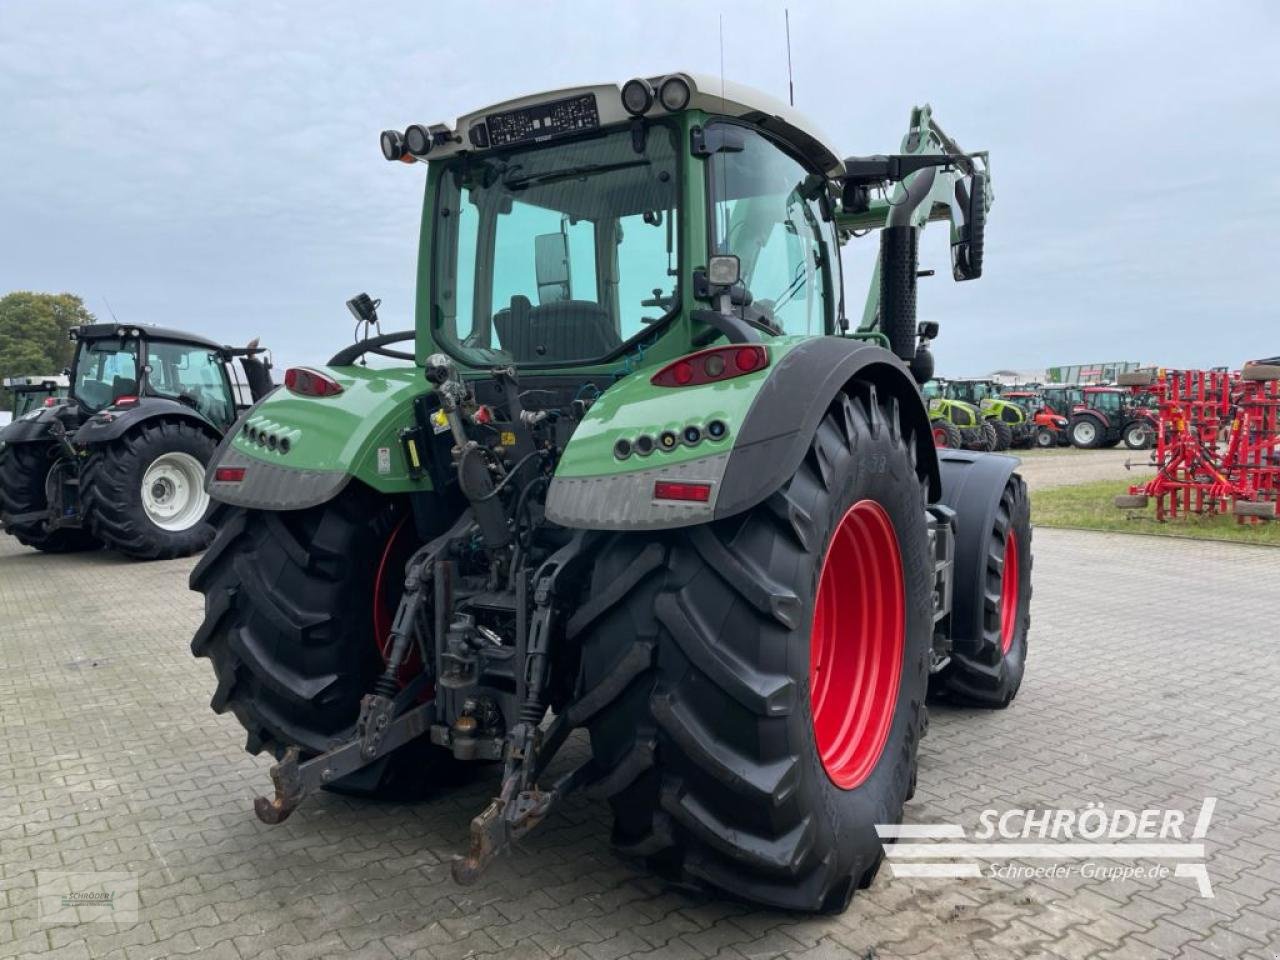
[809,500,905,791]
[932,426,949,447]
[999,529,1019,655]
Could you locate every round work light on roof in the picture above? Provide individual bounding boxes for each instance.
[621,78,655,116]
[380,130,405,162]
[404,124,432,157]
[658,75,692,112]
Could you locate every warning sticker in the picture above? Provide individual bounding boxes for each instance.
[376,447,392,475]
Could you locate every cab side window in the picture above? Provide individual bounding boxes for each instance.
[707,125,831,336]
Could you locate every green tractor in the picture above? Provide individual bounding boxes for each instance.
[923,378,996,450]
[943,378,1030,449]
[190,74,1032,912]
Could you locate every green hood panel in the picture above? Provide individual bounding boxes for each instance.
[229,364,427,494]
[554,338,806,480]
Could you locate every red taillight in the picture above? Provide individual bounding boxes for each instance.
[651,345,769,388]
[285,367,344,397]
[43,396,58,407]
[113,395,138,407]
[653,480,712,502]
[214,466,246,483]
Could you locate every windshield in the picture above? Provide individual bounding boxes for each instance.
[74,338,140,412]
[432,124,680,366]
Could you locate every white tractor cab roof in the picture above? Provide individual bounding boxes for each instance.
[388,72,845,177]
[3,374,69,389]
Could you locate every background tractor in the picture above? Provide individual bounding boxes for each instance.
[0,324,272,557]
[4,374,69,421]
[1067,385,1155,450]
[1040,383,1083,419]
[923,378,997,449]
[1002,388,1070,448]
[189,74,1032,912]
[943,377,1028,449]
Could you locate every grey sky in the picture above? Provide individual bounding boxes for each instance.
[2,0,1277,375]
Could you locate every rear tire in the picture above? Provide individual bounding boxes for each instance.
[82,421,217,560]
[576,385,933,912]
[0,442,99,553]
[933,475,1032,707]
[1069,416,1102,449]
[189,484,456,798]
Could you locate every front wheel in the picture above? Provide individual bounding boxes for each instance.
[931,418,963,448]
[577,385,932,912]
[1034,426,1056,449]
[933,475,1032,707]
[1123,421,1153,450]
[82,421,217,560]
[0,442,99,553]
[988,419,1013,451]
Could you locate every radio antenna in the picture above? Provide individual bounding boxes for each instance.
[103,296,120,324]
[784,9,795,106]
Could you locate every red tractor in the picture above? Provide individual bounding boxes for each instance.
[1067,385,1156,450]
[1002,390,1070,448]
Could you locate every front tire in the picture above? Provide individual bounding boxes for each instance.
[189,485,455,797]
[931,418,963,448]
[933,475,1032,707]
[82,420,217,560]
[576,385,933,912]
[1034,426,1056,449]
[988,419,1013,451]
[1123,421,1153,450]
[0,442,99,553]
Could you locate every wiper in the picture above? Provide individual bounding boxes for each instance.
[503,159,648,189]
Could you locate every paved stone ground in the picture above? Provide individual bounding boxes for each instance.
[1012,448,1147,493]
[1,525,1279,960]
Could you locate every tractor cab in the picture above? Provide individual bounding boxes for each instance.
[68,324,272,427]
[4,374,69,420]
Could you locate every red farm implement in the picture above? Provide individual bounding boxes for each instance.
[1115,362,1280,521]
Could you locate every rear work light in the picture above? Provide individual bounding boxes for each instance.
[214,466,246,483]
[651,345,769,388]
[284,367,344,397]
[653,480,712,502]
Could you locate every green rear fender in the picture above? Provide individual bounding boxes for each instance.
[207,365,429,510]
[547,337,938,531]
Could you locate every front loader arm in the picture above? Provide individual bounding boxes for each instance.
[833,104,992,334]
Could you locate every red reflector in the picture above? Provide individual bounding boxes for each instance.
[43,396,58,407]
[651,345,769,388]
[735,347,765,372]
[113,395,139,407]
[214,466,246,483]
[653,480,712,502]
[285,367,344,397]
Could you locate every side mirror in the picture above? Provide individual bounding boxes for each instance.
[534,231,571,304]
[953,172,987,281]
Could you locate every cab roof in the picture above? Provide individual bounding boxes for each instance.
[73,323,226,353]
[419,72,845,177]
